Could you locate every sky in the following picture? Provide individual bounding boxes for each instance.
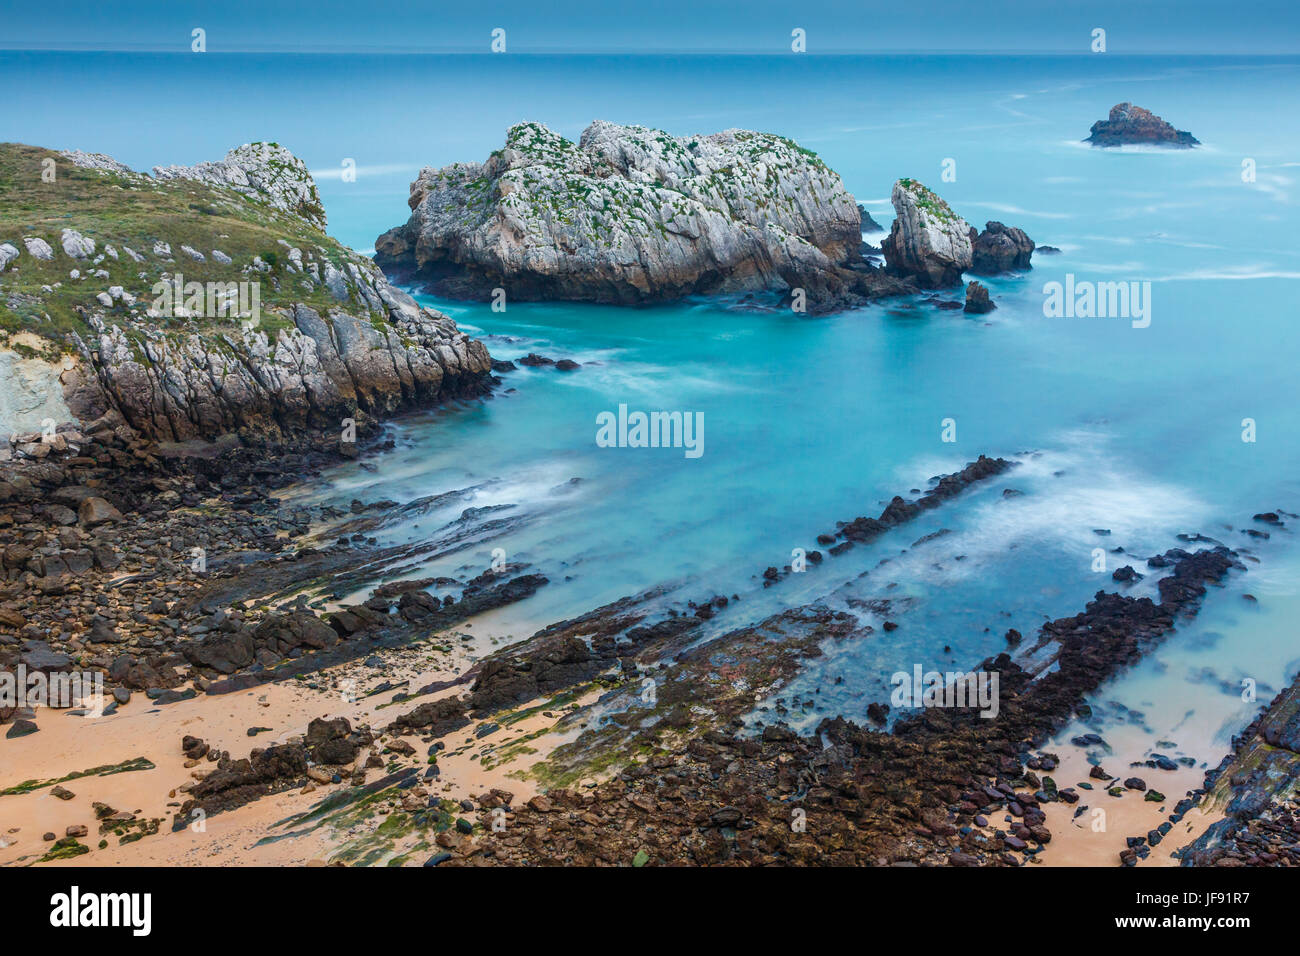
[1,0,1297,54]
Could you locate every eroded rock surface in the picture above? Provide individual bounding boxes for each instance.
[881,178,973,288]
[153,142,328,228]
[375,120,869,307]
[1086,103,1200,148]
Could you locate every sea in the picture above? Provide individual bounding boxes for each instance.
[7,51,1300,768]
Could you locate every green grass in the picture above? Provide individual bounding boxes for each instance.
[0,143,381,352]
[897,177,960,225]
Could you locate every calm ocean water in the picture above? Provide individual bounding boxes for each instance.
[9,52,1299,763]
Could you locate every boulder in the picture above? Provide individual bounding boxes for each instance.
[22,237,54,260]
[963,280,995,314]
[60,228,95,259]
[1086,103,1199,148]
[970,221,1034,273]
[78,496,122,527]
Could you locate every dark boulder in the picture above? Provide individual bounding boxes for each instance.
[970,222,1034,274]
[963,280,995,314]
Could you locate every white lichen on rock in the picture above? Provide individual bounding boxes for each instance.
[153,143,327,230]
[59,150,135,175]
[376,120,863,303]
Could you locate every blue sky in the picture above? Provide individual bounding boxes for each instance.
[1,0,1297,54]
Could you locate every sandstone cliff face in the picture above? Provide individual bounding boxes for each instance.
[375,120,864,304]
[881,179,973,288]
[1086,103,1200,148]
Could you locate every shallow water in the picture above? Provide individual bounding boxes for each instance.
[9,51,1299,764]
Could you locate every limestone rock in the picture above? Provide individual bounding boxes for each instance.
[59,150,135,175]
[22,237,54,260]
[60,229,95,259]
[78,288,491,442]
[881,179,972,288]
[376,120,863,306]
[153,142,327,229]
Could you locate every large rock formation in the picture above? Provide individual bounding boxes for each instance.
[153,143,328,229]
[881,179,973,288]
[375,120,868,306]
[0,142,492,444]
[970,221,1034,274]
[882,183,1038,285]
[1085,103,1200,148]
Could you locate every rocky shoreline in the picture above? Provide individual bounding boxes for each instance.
[426,546,1242,866]
[4,120,1290,871]
[1176,668,1300,866]
[0,405,1281,867]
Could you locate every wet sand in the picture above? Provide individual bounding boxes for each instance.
[1034,745,1220,867]
[0,615,592,866]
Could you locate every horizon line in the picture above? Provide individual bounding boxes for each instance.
[3,46,1299,56]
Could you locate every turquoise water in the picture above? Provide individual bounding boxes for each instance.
[8,52,1299,762]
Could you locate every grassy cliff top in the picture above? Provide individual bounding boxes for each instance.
[0,143,376,355]
[896,177,960,225]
